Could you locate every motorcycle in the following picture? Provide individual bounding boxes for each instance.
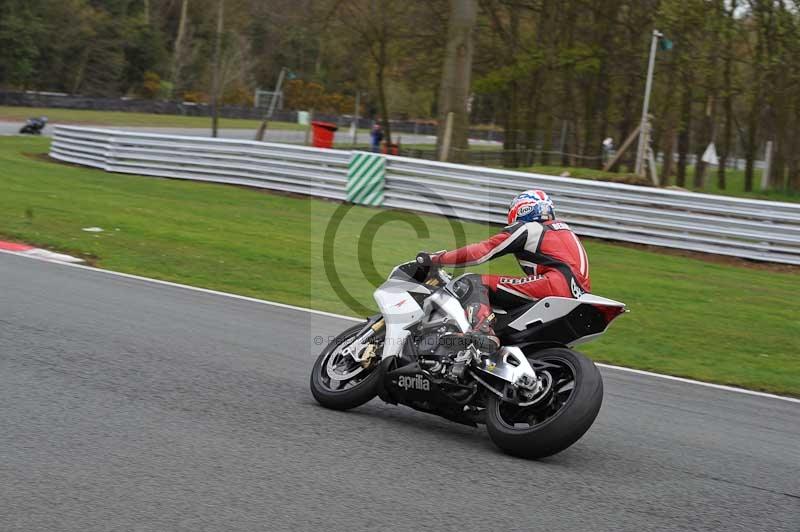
[310,259,626,459]
[19,117,48,135]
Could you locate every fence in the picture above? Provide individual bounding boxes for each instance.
[50,126,800,266]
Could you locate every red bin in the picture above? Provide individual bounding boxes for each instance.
[311,121,338,148]
[381,142,399,155]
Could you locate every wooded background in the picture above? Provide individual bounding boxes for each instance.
[1,0,800,192]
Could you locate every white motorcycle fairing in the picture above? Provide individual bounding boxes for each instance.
[372,271,539,388]
[372,278,429,360]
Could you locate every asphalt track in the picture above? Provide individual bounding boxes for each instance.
[0,252,798,532]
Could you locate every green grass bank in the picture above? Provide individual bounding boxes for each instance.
[1,136,798,395]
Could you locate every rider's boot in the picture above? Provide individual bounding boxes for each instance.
[464,302,500,353]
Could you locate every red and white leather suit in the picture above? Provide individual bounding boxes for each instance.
[431,220,591,307]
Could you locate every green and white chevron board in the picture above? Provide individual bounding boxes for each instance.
[347,152,385,206]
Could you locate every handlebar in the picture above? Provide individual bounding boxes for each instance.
[390,259,451,286]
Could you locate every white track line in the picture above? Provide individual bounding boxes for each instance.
[0,249,356,322]
[2,248,798,404]
[593,363,799,404]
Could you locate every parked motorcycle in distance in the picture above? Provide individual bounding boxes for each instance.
[310,260,627,459]
[19,117,48,135]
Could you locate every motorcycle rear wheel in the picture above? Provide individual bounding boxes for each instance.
[485,348,603,459]
[310,323,382,411]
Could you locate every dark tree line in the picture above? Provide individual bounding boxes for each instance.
[472,0,800,192]
[2,0,800,191]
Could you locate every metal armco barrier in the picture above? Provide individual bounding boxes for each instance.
[50,126,800,266]
[50,125,349,201]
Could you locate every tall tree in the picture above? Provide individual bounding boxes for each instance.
[210,0,224,136]
[171,0,190,96]
[436,0,478,162]
[716,0,737,190]
[334,0,412,144]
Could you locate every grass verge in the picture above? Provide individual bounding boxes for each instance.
[1,136,798,396]
[518,165,651,185]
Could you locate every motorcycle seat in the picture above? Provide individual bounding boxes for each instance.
[493,301,538,333]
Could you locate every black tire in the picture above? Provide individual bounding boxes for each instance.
[485,348,603,459]
[309,323,382,411]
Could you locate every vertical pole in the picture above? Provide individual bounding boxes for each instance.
[761,140,773,190]
[267,67,286,119]
[647,146,659,186]
[559,120,568,166]
[635,30,661,176]
[440,111,455,162]
[352,91,360,145]
[256,67,287,141]
[210,0,224,138]
[305,109,314,146]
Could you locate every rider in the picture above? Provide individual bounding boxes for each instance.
[416,189,591,353]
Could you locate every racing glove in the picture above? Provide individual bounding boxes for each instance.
[416,251,444,266]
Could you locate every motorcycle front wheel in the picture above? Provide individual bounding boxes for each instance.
[309,323,383,411]
[485,348,603,459]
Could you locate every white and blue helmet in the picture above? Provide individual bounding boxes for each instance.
[507,189,556,224]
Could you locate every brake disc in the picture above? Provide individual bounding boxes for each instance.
[326,344,369,381]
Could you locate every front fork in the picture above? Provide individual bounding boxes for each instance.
[342,316,385,366]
